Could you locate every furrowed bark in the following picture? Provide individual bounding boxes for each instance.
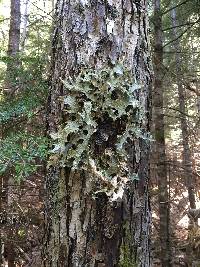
[153,0,172,266]
[43,1,152,266]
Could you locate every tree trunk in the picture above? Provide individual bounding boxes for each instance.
[6,0,21,95]
[43,1,152,266]
[8,0,21,58]
[153,0,172,266]
[3,1,21,266]
[21,0,29,52]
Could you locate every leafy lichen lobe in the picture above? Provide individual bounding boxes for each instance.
[49,64,145,188]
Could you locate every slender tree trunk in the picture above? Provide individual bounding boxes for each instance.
[171,7,196,212]
[8,0,21,58]
[43,1,152,267]
[21,0,29,52]
[5,0,21,95]
[153,0,172,266]
[3,2,21,266]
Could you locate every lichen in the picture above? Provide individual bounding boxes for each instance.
[48,63,148,193]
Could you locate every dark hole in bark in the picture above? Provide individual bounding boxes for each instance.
[81,93,89,100]
[125,105,133,112]
[90,83,98,90]
[113,109,119,116]
[83,130,88,135]
[113,72,120,78]
[71,115,76,121]
[111,90,119,100]
[79,101,84,108]
[79,161,84,167]
[64,104,70,109]
[127,137,131,143]
[72,144,76,150]
[67,134,71,141]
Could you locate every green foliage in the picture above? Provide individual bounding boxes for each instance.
[0,53,49,122]
[49,64,147,185]
[0,132,48,182]
[0,93,42,123]
[0,55,49,183]
[0,48,49,184]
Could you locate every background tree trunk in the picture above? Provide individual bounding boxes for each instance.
[3,1,21,266]
[43,1,152,266]
[153,0,172,266]
[20,0,29,52]
[5,0,21,95]
[8,0,21,57]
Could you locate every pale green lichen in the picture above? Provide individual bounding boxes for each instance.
[49,64,147,184]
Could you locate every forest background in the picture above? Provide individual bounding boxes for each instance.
[0,0,200,266]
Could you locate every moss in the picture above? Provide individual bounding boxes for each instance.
[119,224,138,267]
[119,245,138,267]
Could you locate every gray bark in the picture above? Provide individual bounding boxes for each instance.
[43,1,152,267]
[20,0,29,52]
[153,0,172,266]
[8,0,21,57]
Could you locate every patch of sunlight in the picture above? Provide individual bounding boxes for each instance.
[178,214,189,228]
[152,211,159,219]
[169,128,182,144]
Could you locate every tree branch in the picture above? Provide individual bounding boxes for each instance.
[163,22,193,32]
[163,18,200,48]
[162,0,191,16]
[188,209,200,219]
[0,18,9,23]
